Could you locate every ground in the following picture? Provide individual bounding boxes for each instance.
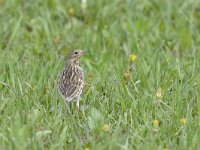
[0,0,200,149]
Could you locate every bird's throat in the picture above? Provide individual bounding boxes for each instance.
[66,60,80,67]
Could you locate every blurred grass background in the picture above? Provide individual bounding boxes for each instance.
[0,0,200,149]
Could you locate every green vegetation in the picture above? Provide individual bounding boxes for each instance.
[0,0,200,149]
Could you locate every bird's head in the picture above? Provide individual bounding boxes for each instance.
[67,49,85,64]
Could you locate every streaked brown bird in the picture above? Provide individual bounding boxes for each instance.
[58,49,85,108]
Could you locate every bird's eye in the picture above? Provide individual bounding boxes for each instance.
[74,51,78,54]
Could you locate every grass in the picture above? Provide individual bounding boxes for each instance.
[0,0,200,149]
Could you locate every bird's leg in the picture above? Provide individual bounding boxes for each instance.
[65,100,83,145]
[76,97,80,108]
[65,101,71,115]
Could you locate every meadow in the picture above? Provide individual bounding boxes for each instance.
[0,0,200,149]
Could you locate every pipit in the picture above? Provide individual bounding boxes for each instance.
[58,49,85,108]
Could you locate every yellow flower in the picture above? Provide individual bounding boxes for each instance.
[153,120,159,127]
[156,87,163,99]
[68,8,75,16]
[101,124,111,132]
[129,54,137,62]
[181,118,186,126]
[124,72,130,81]
[83,143,90,150]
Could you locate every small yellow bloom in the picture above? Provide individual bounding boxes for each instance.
[83,143,90,150]
[101,124,111,132]
[156,87,163,99]
[153,119,159,127]
[181,118,186,126]
[124,72,130,81]
[68,8,75,16]
[129,54,137,62]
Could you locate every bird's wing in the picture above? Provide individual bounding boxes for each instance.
[58,68,83,100]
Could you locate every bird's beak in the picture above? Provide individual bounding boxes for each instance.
[83,50,89,55]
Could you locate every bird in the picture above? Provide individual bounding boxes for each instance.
[58,49,85,108]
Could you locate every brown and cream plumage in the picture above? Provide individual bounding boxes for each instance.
[58,50,85,107]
